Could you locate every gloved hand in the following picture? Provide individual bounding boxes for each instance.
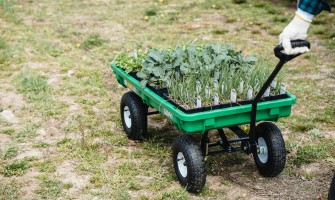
[279,12,312,55]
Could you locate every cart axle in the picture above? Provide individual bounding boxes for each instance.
[201,127,256,156]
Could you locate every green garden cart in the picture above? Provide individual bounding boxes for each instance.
[111,40,310,192]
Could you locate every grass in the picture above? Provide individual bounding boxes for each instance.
[56,137,73,147]
[0,0,334,199]
[13,123,38,142]
[104,133,128,146]
[15,72,51,102]
[89,174,108,188]
[145,8,158,16]
[36,160,57,173]
[109,189,131,200]
[0,35,10,65]
[0,159,30,176]
[1,128,16,135]
[80,34,108,50]
[33,141,50,148]
[290,116,316,132]
[160,188,188,199]
[232,0,247,4]
[212,29,229,35]
[272,15,289,23]
[0,36,6,49]
[290,140,335,166]
[35,176,68,199]
[201,0,224,9]
[0,0,14,15]
[117,161,139,177]
[0,180,21,200]
[14,70,66,118]
[1,143,19,160]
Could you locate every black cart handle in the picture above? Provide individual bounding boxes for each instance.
[274,40,311,62]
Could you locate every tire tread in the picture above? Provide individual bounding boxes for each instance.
[120,92,148,140]
[172,135,206,193]
[253,122,286,177]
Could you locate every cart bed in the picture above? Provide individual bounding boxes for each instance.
[112,64,296,134]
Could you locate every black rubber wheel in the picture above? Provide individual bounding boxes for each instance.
[252,122,286,177]
[120,91,148,140]
[172,135,206,193]
[329,173,335,200]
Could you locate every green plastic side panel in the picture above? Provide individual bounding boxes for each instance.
[111,65,296,134]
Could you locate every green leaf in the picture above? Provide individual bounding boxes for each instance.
[212,44,222,54]
[136,71,147,79]
[148,49,164,63]
[180,63,190,74]
[245,56,257,64]
[153,67,163,77]
[202,53,211,65]
[213,55,227,65]
[172,56,183,67]
[164,63,173,70]
[140,80,148,88]
[113,50,147,72]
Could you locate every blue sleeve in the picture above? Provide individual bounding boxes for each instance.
[298,0,331,15]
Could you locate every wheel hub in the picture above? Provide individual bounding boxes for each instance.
[177,152,187,178]
[123,106,131,128]
[257,137,268,163]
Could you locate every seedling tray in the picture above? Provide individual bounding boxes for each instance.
[161,93,290,114]
[112,65,296,134]
[128,71,290,114]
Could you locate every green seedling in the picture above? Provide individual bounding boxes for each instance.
[130,44,286,109]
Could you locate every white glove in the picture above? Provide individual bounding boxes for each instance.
[279,10,313,55]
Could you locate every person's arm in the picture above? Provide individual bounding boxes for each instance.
[279,0,331,55]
